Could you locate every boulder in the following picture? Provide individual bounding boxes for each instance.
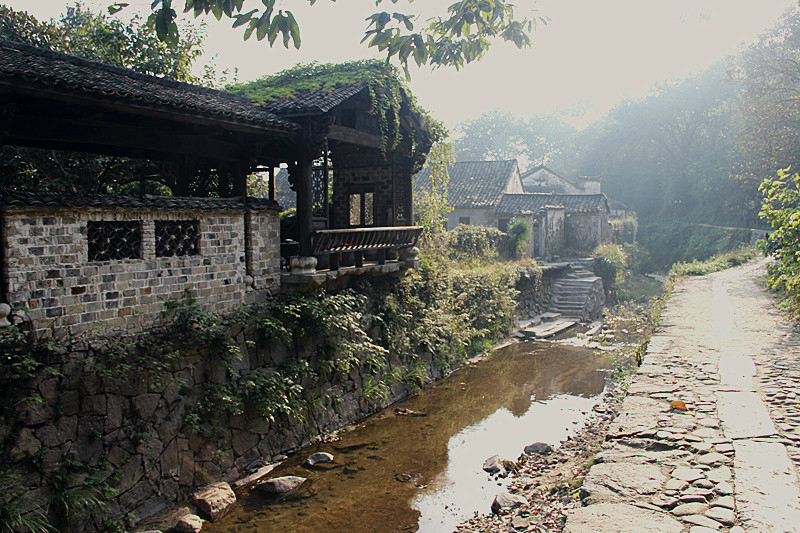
[524,442,553,455]
[482,454,505,474]
[306,452,334,466]
[192,482,236,521]
[256,475,307,495]
[174,514,203,533]
[491,492,527,513]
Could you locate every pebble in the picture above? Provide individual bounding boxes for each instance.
[713,481,733,496]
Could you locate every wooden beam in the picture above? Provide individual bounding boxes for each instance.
[327,124,383,149]
[7,112,245,161]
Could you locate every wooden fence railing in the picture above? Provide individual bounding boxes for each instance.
[311,226,422,269]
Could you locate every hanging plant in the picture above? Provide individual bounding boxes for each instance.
[227,59,445,165]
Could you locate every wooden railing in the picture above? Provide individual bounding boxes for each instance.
[311,226,422,269]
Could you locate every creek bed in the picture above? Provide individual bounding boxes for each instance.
[204,340,612,533]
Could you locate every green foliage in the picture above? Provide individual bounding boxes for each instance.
[610,216,638,244]
[229,60,444,158]
[448,224,505,261]
[638,222,753,269]
[48,458,115,531]
[760,169,800,296]
[91,290,240,388]
[0,474,52,533]
[669,246,757,278]
[505,217,531,259]
[136,0,536,74]
[414,141,455,238]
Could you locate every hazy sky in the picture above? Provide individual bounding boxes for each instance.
[9,0,797,130]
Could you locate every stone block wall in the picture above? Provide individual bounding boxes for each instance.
[2,204,280,337]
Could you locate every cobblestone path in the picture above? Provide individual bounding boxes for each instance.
[564,259,800,533]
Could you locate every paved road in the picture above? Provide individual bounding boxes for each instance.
[564,259,800,533]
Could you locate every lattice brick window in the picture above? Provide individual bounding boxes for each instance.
[155,220,200,257]
[349,192,375,227]
[88,221,142,261]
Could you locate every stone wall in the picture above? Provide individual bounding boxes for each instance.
[565,212,610,253]
[1,316,456,529]
[1,201,280,337]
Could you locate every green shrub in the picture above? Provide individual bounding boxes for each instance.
[448,224,504,261]
[504,217,532,259]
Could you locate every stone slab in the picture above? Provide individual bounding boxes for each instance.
[564,502,683,533]
[607,396,666,437]
[717,391,776,439]
[580,462,666,504]
[733,440,800,533]
[718,355,756,391]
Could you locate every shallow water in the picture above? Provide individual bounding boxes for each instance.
[205,341,611,533]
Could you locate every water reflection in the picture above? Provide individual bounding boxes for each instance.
[205,341,610,533]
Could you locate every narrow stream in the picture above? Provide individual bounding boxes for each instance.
[205,340,611,533]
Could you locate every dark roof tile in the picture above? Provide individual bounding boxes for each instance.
[414,160,519,209]
[496,193,609,215]
[0,40,299,132]
[0,190,280,212]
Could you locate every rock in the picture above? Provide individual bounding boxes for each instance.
[714,495,735,510]
[713,481,733,495]
[490,492,527,513]
[11,428,41,460]
[705,506,735,526]
[394,408,426,416]
[671,467,705,482]
[192,482,236,521]
[174,514,203,533]
[688,527,719,533]
[483,454,505,474]
[580,463,666,504]
[256,475,306,495]
[672,502,709,516]
[697,452,730,466]
[524,442,553,455]
[564,502,683,533]
[510,515,529,529]
[708,462,733,480]
[306,452,334,466]
[682,514,723,529]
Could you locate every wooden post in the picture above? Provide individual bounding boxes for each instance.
[295,155,314,257]
[268,166,275,202]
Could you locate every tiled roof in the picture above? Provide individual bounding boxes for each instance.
[496,193,610,215]
[414,160,519,209]
[0,190,280,212]
[0,40,299,133]
[263,84,366,115]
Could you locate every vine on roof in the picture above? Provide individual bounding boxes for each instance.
[228,60,445,168]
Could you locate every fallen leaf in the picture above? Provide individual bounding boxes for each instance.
[670,400,688,410]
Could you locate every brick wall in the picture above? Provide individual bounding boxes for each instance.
[2,205,280,336]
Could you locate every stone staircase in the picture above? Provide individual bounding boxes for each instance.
[548,263,605,321]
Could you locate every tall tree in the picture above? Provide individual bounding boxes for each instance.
[576,64,745,225]
[454,110,578,171]
[735,7,800,189]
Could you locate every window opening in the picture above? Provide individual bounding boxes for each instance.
[88,221,142,261]
[155,220,200,257]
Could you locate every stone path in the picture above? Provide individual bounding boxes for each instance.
[564,259,800,533]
